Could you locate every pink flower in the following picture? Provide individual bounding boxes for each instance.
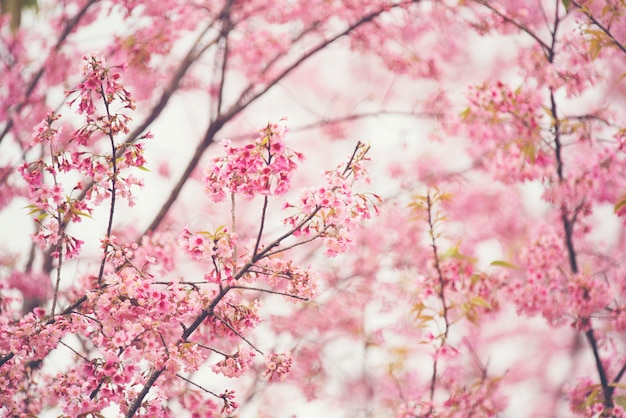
[203,122,303,202]
[212,348,256,378]
[263,351,292,382]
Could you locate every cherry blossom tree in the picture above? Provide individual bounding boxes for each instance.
[1,0,626,417]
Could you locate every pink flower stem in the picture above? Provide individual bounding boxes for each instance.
[425,191,450,406]
[97,82,118,286]
[50,148,64,317]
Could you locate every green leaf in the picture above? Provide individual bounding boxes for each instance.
[137,165,151,172]
[614,194,626,214]
[490,260,520,270]
[23,0,38,10]
[25,206,42,216]
[72,210,94,220]
[581,386,601,409]
[440,246,462,260]
[520,142,536,163]
[470,296,492,309]
[588,39,602,60]
[561,0,571,10]
[615,395,626,409]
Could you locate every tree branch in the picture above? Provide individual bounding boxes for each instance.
[473,0,552,57]
[140,3,402,237]
[571,0,626,56]
[0,0,99,145]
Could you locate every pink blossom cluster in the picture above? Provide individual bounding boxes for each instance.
[51,353,138,417]
[181,227,238,287]
[135,232,179,273]
[568,377,626,417]
[203,121,303,202]
[519,36,600,97]
[247,255,318,300]
[439,256,497,323]
[78,153,145,207]
[6,270,51,302]
[211,348,255,378]
[543,134,626,221]
[283,142,381,256]
[263,351,292,382]
[101,234,140,268]
[228,29,291,84]
[18,55,147,260]
[151,127,378,414]
[181,227,236,263]
[396,375,505,418]
[576,0,626,52]
[178,391,221,418]
[18,114,86,259]
[209,297,261,339]
[90,267,199,348]
[10,0,626,415]
[347,3,445,79]
[68,55,135,122]
[508,223,612,327]
[217,389,238,415]
[4,308,65,361]
[461,81,552,183]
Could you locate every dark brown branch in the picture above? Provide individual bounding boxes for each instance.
[585,328,613,407]
[212,312,263,354]
[473,0,552,57]
[125,367,163,417]
[141,5,398,237]
[547,31,612,407]
[230,285,309,301]
[425,191,450,405]
[141,121,219,235]
[175,373,221,397]
[73,19,221,207]
[230,5,397,122]
[225,110,438,144]
[127,279,233,415]
[253,196,269,258]
[0,0,99,145]
[126,141,368,413]
[96,82,119,286]
[0,352,14,368]
[571,0,626,56]
[612,361,626,386]
[214,0,235,117]
[548,0,562,63]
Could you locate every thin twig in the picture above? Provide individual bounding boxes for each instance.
[571,0,626,56]
[473,0,552,56]
[176,373,221,398]
[252,194,270,256]
[190,341,229,357]
[230,285,309,301]
[96,83,119,286]
[231,191,237,269]
[212,312,263,355]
